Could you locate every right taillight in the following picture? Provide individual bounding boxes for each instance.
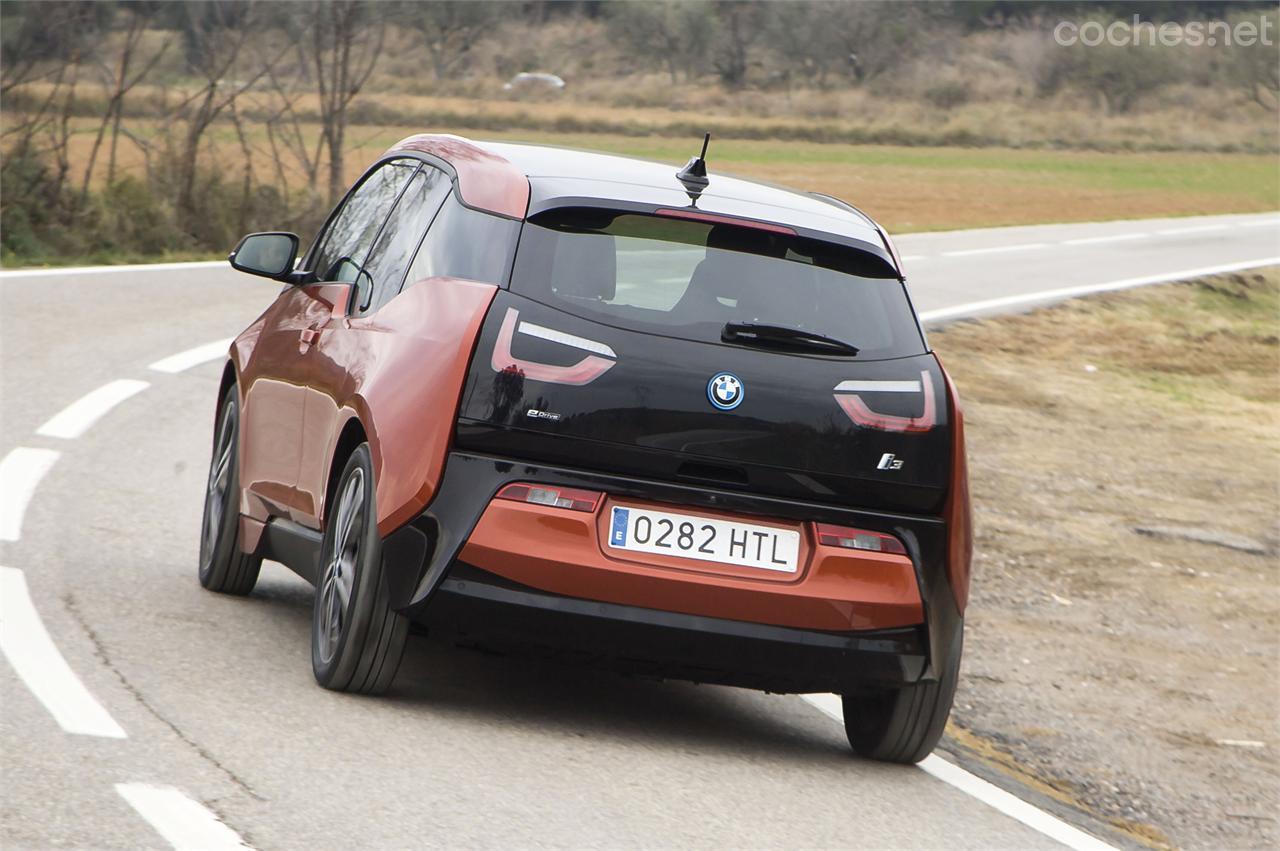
[832,370,936,432]
[815,523,907,555]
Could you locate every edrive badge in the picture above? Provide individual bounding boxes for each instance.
[707,372,744,411]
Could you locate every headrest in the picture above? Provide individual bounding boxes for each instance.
[552,233,616,301]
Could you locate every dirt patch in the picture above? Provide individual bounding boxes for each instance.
[933,270,1280,850]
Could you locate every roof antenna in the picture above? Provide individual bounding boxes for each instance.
[676,132,711,204]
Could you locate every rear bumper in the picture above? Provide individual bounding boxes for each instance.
[382,451,962,690]
[427,563,926,693]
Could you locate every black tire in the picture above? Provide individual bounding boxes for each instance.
[841,628,963,764]
[198,392,261,595]
[311,443,409,695]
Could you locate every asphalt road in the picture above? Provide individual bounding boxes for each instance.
[1,211,1276,850]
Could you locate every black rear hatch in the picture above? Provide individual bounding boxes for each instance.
[455,208,951,515]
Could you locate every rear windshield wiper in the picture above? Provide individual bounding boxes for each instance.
[722,321,860,356]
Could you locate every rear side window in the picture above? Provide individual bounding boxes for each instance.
[510,209,925,359]
[404,194,519,288]
[359,165,452,312]
[309,159,416,285]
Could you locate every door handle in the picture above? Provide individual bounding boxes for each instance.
[299,327,321,353]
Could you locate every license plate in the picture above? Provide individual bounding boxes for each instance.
[607,505,800,573]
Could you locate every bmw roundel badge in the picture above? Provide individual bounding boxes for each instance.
[707,372,744,411]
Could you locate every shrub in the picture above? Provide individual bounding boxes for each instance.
[924,80,971,110]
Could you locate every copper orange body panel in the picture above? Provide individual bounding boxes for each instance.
[459,496,924,632]
[940,363,973,613]
[385,134,529,219]
[234,277,498,537]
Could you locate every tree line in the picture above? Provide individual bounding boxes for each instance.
[1,1,1275,265]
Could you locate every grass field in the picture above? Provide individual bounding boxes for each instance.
[936,269,1279,850]
[62,116,1280,234]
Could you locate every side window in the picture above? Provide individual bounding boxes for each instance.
[404,193,519,288]
[308,160,417,302]
[358,165,451,313]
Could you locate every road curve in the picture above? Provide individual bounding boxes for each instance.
[1,211,1276,850]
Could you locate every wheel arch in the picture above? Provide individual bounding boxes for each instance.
[216,359,238,416]
[324,414,370,529]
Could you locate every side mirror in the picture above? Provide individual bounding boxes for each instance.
[228,232,300,281]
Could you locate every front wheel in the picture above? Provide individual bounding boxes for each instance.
[198,392,261,595]
[311,443,409,695]
[841,629,962,764]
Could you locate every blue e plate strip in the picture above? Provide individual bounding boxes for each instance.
[610,507,629,546]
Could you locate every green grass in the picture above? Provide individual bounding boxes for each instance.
[0,248,222,270]
[344,126,1277,216]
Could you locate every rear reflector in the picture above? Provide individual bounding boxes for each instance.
[496,484,602,513]
[814,523,907,555]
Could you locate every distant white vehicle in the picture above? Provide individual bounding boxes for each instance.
[503,72,566,91]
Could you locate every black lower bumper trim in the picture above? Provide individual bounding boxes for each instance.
[384,450,961,686]
[424,563,927,693]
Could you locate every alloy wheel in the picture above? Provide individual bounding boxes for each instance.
[200,402,236,570]
[316,468,365,664]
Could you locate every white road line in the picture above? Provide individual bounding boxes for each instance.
[36,380,150,440]
[919,256,1280,324]
[800,694,1118,851]
[941,243,1049,258]
[148,338,233,374]
[1239,217,1280,228]
[1155,224,1229,236]
[115,783,252,850]
[1061,233,1149,246]
[0,260,223,279]
[919,754,1119,851]
[0,448,61,542]
[0,567,127,738]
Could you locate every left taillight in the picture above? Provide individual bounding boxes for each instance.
[814,523,907,555]
[490,307,616,386]
[495,483,603,513]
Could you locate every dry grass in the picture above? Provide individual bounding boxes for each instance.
[935,270,1280,849]
[47,116,1280,234]
[14,74,1276,155]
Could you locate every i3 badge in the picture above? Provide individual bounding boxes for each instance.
[707,372,744,411]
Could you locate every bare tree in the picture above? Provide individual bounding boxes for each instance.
[824,2,926,83]
[399,1,501,82]
[764,2,847,87]
[710,1,766,88]
[1226,11,1279,111]
[79,5,171,195]
[169,1,274,224]
[263,62,324,196]
[308,0,386,204]
[605,1,711,85]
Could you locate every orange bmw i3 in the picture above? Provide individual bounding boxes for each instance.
[201,134,971,763]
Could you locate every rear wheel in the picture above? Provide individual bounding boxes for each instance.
[311,444,409,695]
[198,392,261,595]
[841,629,962,764]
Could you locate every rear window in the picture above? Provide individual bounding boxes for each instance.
[509,209,925,359]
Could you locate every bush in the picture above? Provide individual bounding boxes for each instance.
[96,176,180,255]
[923,80,971,110]
[0,142,325,266]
